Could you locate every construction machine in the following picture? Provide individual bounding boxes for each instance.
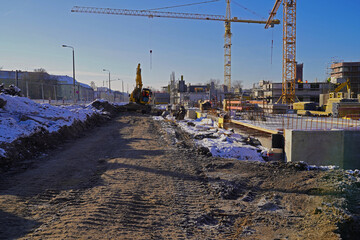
[125,63,152,113]
[129,63,152,105]
[329,78,351,99]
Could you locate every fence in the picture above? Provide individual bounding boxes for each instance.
[2,78,95,102]
[226,99,360,131]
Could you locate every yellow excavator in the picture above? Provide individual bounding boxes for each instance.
[129,63,152,105]
[127,63,152,113]
[329,78,351,98]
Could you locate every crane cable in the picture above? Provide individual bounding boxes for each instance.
[271,27,274,65]
[145,0,221,70]
[232,0,266,20]
[144,0,221,11]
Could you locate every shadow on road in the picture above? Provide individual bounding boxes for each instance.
[0,210,41,239]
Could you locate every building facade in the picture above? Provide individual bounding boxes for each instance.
[252,80,329,104]
[331,62,360,96]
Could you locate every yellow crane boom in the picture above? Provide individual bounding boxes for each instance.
[71,6,276,24]
[265,0,297,104]
[71,2,280,91]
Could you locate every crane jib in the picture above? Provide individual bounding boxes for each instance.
[71,6,279,25]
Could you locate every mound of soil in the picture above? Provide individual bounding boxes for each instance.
[0,113,109,170]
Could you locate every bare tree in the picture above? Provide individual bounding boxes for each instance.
[232,80,243,91]
[208,78,221,88]
[34,68,47,73]
[90,81,96,90]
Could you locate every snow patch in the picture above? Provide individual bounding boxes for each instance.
[154,115,265,162]
[0,94,101,148]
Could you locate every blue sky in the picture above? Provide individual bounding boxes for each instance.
[0,0,359,91]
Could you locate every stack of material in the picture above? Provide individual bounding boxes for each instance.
[293,102,317,111]
[331,99,360,117]
[260,103,288,114]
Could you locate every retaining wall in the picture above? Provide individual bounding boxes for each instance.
[285,129,360,169]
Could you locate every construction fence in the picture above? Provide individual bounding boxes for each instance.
[225,99,360,131]
[231,111,360,132]
[2,79,95,102]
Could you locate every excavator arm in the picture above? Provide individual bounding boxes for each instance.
[334,79,350,93]
[135,63,143,90]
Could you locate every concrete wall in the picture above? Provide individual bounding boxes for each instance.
[343,131,360,169]
[285,129,360,169]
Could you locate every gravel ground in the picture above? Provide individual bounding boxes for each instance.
[0,112,359,239]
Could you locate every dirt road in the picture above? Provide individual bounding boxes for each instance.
[0,113,358,239]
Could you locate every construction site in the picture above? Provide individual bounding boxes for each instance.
[0,0,360,239]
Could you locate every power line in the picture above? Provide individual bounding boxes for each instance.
[145,0,220,11]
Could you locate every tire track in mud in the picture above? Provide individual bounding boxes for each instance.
[1,113,350,239]
[0,113,232,239]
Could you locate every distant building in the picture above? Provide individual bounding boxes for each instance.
[152,92,170,104]
[296,63,303,82]
[252,80,329,103]
[331,62,360,96]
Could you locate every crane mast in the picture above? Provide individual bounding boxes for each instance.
[72,2,280,91]
[224,0,232,90]
[265,0,297,104]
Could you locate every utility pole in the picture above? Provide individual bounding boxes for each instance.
[103,69,111,93]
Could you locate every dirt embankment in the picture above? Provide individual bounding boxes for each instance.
[0,112,359,239]
[0,101,127,170]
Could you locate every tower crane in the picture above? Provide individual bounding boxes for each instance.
[265,0,297,104]
[71,1,279,90]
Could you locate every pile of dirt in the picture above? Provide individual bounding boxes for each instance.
[90,100,126,117]
[0,113,108,170]
[0,99,163,171]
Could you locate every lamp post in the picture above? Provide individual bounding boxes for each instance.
[103,69,111,93]
[120,78,124,102]
[62,44,76,103]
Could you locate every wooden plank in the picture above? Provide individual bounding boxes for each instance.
[230,119,279,135]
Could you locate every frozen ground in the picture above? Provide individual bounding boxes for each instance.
[153,115,267,162]
[0,94,102,157]
[153,114,360,174]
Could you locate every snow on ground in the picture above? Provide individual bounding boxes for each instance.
[153,115,266,162]
[0,94,102,148]
[113,102,128,106]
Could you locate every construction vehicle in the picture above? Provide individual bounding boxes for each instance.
[126,64,152,113]
[129,63,152,105]
[329,78,351,99]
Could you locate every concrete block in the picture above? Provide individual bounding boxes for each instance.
[285,129,345,167]
[343,130,360,169]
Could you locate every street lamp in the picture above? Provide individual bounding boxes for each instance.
[103,69,111,93]
[62,44,76,103]
[119,78,124,102]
